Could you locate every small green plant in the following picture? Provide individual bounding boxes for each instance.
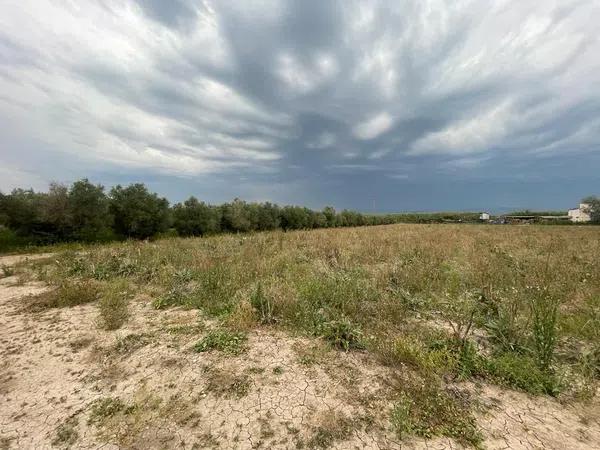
[194,329,247,355]
[97,280,130,330]
[390,396,414,439]
[486,353,560,396]
[165,323,204,335]
[390,377,482,447]
[319,317,364,351]
[528,286,559,372]
[386,336,452,374]
[52,416,79,447]
[485,307,527,354]
[152,287,188,310]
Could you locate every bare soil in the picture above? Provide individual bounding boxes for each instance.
[1,254,599,449]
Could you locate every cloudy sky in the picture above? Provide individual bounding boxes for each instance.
[1,0,599,212]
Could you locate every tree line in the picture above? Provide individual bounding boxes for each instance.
[1,179,597,250]
[0,179,402,248]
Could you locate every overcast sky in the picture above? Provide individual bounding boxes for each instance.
[1,0,599,212]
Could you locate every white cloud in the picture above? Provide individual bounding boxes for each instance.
[0,0,293,176]
[353,112,393,140]
[410,102,513,155]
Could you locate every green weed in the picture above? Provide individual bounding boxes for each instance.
[319,317,364,351]
[194,329,247,355]
[390,376,482,447]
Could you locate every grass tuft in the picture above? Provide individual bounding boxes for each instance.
[97,280,130,330]
[24,280,98,312]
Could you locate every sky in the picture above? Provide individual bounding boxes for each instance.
[1,0,599,213]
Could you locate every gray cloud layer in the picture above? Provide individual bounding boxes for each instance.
[1,0,599,211]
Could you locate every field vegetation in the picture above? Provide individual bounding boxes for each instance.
[5,223,598,447]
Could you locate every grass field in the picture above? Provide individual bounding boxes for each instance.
[2,223,599,448]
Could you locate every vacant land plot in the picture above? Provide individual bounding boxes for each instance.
[1,224,599,449]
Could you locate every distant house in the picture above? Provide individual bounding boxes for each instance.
[568,203,591,223]
[479,212,490,221]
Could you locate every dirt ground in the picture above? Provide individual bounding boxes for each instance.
[1,254,599,449]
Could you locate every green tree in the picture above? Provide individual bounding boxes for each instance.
[1,188,47,238]
[109,183,170,239]
[172,197,221,236]
[280,206,311,230]
[221,198,253,232]
[68,179,113,241]
[322,206,337,227]
[43,182,71,239]
[256,202,281,231]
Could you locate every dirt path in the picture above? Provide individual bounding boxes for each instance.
[1,255,599,449]
[0,253,56,267]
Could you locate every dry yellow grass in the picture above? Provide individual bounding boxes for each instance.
[3,223,599,448]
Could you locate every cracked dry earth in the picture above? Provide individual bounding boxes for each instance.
[1,255,600,449]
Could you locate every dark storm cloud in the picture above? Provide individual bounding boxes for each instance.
[0,0,599,210]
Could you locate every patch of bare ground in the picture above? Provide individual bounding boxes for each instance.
[0,256,598,449]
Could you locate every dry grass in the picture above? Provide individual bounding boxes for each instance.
[29,223,600,444]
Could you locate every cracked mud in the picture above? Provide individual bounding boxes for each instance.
[1,254,599,449]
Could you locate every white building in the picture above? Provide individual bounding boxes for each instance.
[568,203,591,223]
[479,212,490,221]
